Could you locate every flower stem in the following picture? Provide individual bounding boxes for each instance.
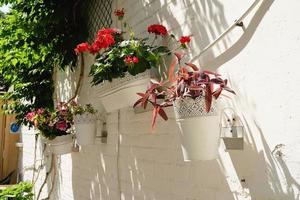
[151,36,157,46]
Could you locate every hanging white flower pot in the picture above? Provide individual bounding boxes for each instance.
[173,97,220,161]
[44,134,73,155]
[74,113,97,146]
[97,70,152,112]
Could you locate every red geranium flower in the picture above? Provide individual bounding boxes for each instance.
[88,28,116,54]
[124,56,139,64]
[97,28,119,36]
[94,33,115,49]
[88,43,101,54]
[179,35,192,44]
[147,24,168,36]
[132,56,139,63]
[56,120,68,131]
[114,8,125,20]
[74,42,90,55]
[124,56,132,64]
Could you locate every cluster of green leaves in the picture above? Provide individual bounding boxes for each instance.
[89,37,170,85]
[0,10,4,18]
[0,0,87,125]
[71,103,97,115]
[0,182,34,200]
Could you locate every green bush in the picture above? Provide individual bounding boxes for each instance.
[0,182,33,200]
[0,1,87,125]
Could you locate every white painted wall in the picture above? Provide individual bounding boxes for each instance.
[21,0,300,199]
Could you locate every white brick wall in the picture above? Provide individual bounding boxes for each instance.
[21,0,300,199]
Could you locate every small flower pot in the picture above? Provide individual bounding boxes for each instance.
[97,70,152,112]
[173,97,220,161]
[44,134,73,155]
[74,113,97,146]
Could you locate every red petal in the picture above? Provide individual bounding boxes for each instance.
[133,98,143,108]
[222,86,236,94]
[158,108,168,121]
[185,62,199,71]
[152,106,159,129]
[203,70,221,76]
[205,84,212,112]
[212,87,222,99]
[137,93,145,97]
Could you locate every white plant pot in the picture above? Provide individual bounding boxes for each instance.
[74,113,97,146]
[97,70,153,112]
[173,97,220,161]
[44,134,73,155]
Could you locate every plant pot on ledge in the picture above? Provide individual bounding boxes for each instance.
[173,97,220,161]
[44,134,73,155]
[97,70,153,113]
[74,113,97,146]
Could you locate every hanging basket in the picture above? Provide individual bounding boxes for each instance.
[173,97,220,161]
[44,134,73,155]
[74,113,97,146]
[97,70,152,112]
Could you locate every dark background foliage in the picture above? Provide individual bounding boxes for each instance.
[0,0,88,124]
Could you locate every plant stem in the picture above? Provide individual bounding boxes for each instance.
[68,53,84,103]
[36,154,55,200]
[151,36,157,46]
[32,134,38,183]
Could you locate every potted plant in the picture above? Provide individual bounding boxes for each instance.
[25,102,74,155]
[74,8,190,112]
[71,102,98,146]
[134,56,235,161]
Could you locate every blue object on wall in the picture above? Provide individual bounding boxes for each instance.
[10,122,20,134]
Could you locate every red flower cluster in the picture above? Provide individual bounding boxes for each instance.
[124,56,139,65]
[179,35,192,44]
[114,8,125,19]
[56,120,68,131]
[74,28,120,55]
[74,42,90,54]
[147,24,168,36]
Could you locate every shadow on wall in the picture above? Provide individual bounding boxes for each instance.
[71,145,120,200]
[225,68,300,199]
[203,0,275,69]
[122,0,230,71]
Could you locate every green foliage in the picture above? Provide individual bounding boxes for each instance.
[71,103,97,115]
[90,38,170,85]
[0,182,34,200]
[0,10,4,18]
[0,1,87,125]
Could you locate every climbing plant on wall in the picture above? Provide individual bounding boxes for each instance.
[0,0,88,125]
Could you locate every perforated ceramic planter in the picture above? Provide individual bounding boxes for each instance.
[74,113,97,146]
[97,70,152,112]
[44,134,73,155]
[173,97,220,161]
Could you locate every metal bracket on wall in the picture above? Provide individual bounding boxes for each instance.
[220,108,244,150]
[95,121,108,143]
